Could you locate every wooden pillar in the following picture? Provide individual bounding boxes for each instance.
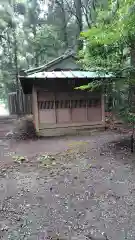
[32,85,39,132]
[70,99,72,122]
[86,99,88,121]
[101,93,105,125]
[54,92,57,123]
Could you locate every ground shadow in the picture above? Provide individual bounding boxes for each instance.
[109,138,132,151]
[103,135,135,168]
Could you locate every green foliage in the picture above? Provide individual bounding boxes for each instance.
[32,25,64,61]
[79,0,135,127]
[76,80,102,91]
[0,0,66,101]
[0,0,90,103]
[79,0,135,71]
[0,0,114,104]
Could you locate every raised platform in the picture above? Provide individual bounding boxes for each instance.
[38,122,105,137]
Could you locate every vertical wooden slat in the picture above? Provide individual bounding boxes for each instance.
[32,86,39,132]
[70,99,72,122]
[8,90,32,116]
[19,90,22,114]
[22,91,24,113]
[14,93,17,114]
[54,93,57,123]
[101,93,105,124]
[24,94,27,114]
[86,99,88,121]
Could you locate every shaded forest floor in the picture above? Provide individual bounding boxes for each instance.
[0,131,135,239]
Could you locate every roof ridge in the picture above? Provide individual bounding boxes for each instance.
[25,51,76,75]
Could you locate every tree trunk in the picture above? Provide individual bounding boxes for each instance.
[74,0,83,50]
[13,27,20,116]
[129,41,135,152]
[32,25,39,67]
[55,0,69,49]
[32,0,39,67]
[60,0,69,49]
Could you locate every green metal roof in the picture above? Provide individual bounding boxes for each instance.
[26,70,113,79]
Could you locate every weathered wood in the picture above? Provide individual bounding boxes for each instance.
[8,91,32,115]
[39,121,103,129]
[70,99,72,121]
[39,123,104,137]
[101,94,105,125]
[54,93,57,123]
[32,86,39,132]
[86,100,88,121]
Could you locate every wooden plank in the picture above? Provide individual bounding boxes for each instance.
[101,94,105,124]
[70,99,72,122]
[8,90,32,115]
[86,100,88,121]
[39,124,104,137]
[39,121,103,130]
[54,92,57,123]
[32,86,39,132]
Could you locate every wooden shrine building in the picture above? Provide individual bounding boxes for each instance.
[20,52,113,136]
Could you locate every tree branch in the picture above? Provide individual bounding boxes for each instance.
[0,34,7,41]
[63,0,80,25]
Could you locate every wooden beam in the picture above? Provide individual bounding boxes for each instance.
[86,100,88,121]
[54,92,57,123]
[70,99,72,122]
[39,121,103,130]
[32,86,39,132]
[101,94,105,125]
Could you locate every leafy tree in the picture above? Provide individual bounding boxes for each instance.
[0,0,64,104]
[0,0,106,111]
[79,0,135,152]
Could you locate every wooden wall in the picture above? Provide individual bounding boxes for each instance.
[37,91,102,127]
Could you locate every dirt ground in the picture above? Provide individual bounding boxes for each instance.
[1,131,135,240]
